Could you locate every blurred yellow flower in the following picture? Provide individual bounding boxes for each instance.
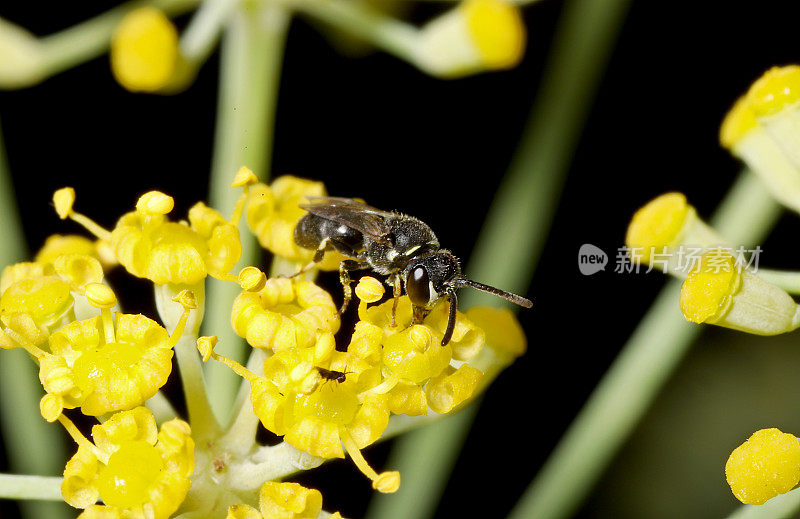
[726,428,800,505]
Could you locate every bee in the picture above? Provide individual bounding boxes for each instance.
[293,197,532,345]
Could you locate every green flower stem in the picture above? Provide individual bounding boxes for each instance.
[292,0,419,64]
[180,0,238,62]
[154,282,219,439]
[174,333,221,440]
[508,170,781,519]
[145,390,179,424]
[727,487,800,519]
[204,2,288,426]
[367,0,633,516]
[0,474,63,501]
[218,348,268,455]
[228,441,324,490]
[0,122,70,519]
[752,268,800,295]
[36,0,200,82]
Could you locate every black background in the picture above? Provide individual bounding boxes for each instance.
[3,1,800,518]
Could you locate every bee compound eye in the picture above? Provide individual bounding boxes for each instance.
[406,265,431,306]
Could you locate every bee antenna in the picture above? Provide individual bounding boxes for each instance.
[454,278,532,308]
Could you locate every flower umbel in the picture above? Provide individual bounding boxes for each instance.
[39,285,194,419]
[60,407,195,518]
[0,0,538,511]
[55,187,245,286]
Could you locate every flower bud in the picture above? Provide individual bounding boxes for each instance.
[680,249,800,335]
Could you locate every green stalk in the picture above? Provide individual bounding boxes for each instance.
[508,170,781,519]
[753,268,800,294]
[366,0,632,517]
[204,2,288,426]
[727,487,800,519]
[0,475,63,501]
[292,0,418,64]
[37,0,201,81]
[0,124,70,518]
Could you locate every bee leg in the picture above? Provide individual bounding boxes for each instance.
[339,259,369,315]
[441,287,458,346]
[412,304,429,325]
[389,273,402,327]
[290,241,329,278]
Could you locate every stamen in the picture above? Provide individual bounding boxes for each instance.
[229,166,258,226]
[339,427,400,493]
[86,283,118,344]
[53,187,112,241]
[167,290,196,348]
[238,266,266,292]
[359,373,400,399]
[1,320,46,359]
[57,413,102,458]
[136,191,174,216]
[197,336,258,381]
[69,213,113,242]
[209,271,239,283]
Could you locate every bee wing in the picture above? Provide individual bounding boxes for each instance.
[300,197,394,244]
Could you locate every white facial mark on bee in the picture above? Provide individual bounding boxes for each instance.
[404,245,421,256]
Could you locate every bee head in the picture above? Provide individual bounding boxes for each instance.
[402,251,461,308]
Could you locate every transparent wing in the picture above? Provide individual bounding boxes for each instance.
[300,197,394,244]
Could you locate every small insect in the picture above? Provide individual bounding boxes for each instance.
[293,197,532,346]
[316,367,348,384]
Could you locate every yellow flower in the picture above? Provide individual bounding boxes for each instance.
[231,277,339,352]
[679,249,800,335]
[200,339,398,492]
[386,380,428,416]
[625,192,726,275]
[255,349,389,459]
[425,364,483,414]
[110,7,181,93]
[465,306,526,360]
[60,407,194,518]
[226,482,327,519]
[422,300,485,361]
[35,234,109,269]
[720,94,800,214]
[0,262,75,350]
[382,325,453,385]
[746,65,800,169]
[351,277,487,414]
[188,201,243,276]
[726,428,800,505]
[260,481,322,519]
[54,185,246,285]
[38,285,194,418]
[245,175,343,269]
[415,0,525,78]
[111,192,241,285]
